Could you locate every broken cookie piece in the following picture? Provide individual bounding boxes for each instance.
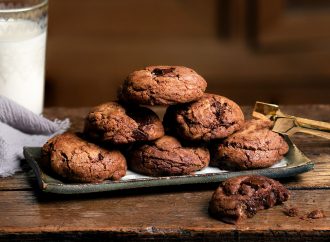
[209,175,290,224]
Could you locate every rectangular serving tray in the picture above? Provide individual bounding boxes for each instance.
[23,137,314,194]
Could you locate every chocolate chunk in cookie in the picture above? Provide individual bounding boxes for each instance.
[163,94,244,141]
[211,119,289,170]
[41,132,127,183]
[118,66,207,105]
[209,175,290,224]
[84,102,164,145]
[128,135,210,176]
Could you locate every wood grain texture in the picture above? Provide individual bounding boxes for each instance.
[0,105,329,241]
[0,190,329,241]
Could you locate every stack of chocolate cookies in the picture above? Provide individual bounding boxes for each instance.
[41,65,289,183]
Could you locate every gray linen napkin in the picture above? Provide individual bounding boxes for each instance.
[0,96,70,177]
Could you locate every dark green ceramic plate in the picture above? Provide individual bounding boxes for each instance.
[23,137,314,194]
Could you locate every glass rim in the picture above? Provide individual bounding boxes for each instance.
[0,0,48,13]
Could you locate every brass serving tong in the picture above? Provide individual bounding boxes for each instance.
[253,102,330,140]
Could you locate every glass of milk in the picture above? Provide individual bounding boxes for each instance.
[0,0,48,114]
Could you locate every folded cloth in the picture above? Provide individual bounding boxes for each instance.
[0,96,70,177]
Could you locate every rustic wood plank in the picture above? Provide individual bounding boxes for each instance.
[0,189,329,241]
[0,105,329,241]
[0,171,34,192]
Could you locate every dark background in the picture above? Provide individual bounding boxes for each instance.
[44,0,330,107]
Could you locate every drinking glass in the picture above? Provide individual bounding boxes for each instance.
[0,0,48,114]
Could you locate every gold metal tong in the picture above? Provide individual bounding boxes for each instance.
[253,102,330,140]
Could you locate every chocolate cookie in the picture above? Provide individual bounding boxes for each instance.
[211,119,289,170]
[163,94,244,141]
[84,102,164,145]
[41,132,127,183]
[209,175,290,224]
[118,66,207,105]
[128,135,210,176]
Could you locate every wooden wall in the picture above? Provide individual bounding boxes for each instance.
[45,0,330,107]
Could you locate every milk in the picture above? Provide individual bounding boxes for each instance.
[0,19,46,114]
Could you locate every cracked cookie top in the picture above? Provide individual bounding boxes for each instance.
[41,132,127,183]
[118,66,207,105]
[128,135,210,176]
[163,94,244,141]
[209,175,290,224]
[211,119,289,170]
[84,102,164,145]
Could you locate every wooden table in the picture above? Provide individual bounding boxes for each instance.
[1,105,330,241]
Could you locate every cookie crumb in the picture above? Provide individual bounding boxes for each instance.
[284,207,299,217]
[307,209,326,219]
